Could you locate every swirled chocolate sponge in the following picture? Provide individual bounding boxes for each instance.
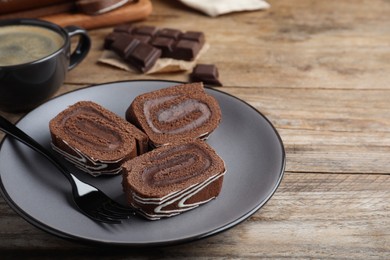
[49,101,148,176]
[121,139,226,220]
[125,82,222,147]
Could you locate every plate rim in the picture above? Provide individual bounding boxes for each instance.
[0,79,286,247]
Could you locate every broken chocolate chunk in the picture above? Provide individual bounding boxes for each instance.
[190,64,222,86]
[126,42,162,72]
[111,35,140,58]
[133,25,158,37]
[181,31,205,44]
[104,32,127,49]
[172,39,201,61]
[113,23,134,33]
[131,34,152,43]
[151,36,175,57]
[157,28,182,40]
[103,24,207,72]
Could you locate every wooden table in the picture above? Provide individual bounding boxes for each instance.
[1,0,390,258]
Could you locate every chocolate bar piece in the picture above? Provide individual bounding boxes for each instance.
[126,42,162,72]
[110,35,140,57]
[104,32,119,49]
[104,24,206,72]
[111,23,156,44]
[150,36,175,57]
[157,28,182,40]
[171,39,201,61]
[132,34,152,43]
[113,23,134,33]
[190,64,222,86]
[181,31,205,45]
[106,25,205,60]
[108,32,161,72]
[133,25,158,37]
[155,29,204,61]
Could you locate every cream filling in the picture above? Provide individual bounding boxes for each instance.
[51,140,123,176]
[143,95,211,135]
[132,170,226,220]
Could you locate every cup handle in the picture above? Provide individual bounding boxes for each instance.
[64,25,91,71]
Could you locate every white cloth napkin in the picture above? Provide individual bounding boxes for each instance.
[179,0,270,17]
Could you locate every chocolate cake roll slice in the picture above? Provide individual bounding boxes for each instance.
[122,140,226,220]
[126,82,222,147]
[49,101,148,176]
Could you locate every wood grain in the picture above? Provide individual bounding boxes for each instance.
[1,173,389,258]
[1,0,390,258]
[64,0,390,89]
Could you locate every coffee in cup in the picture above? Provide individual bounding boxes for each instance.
[0,25,65,66]
[0,19,91,112]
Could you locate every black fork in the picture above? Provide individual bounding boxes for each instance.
[0,115,135,224]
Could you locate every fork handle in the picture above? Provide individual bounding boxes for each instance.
[0,115,74,184]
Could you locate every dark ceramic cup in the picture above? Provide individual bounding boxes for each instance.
[0,19,91,112]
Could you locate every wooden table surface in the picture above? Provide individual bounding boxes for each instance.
[1,0,390,258]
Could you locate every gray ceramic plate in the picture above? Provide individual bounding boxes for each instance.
[0,80,285,247]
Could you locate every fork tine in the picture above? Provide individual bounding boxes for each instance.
[81,211,121,224]
[95,216,122,224]
[106,201,136,214]
[89,210,123,224]
[77,205,123,224]
[97,210,128,220]
[96,214,122,223]
[0,115,133,224]
[99,201,136,219]
[100,208,131,219]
